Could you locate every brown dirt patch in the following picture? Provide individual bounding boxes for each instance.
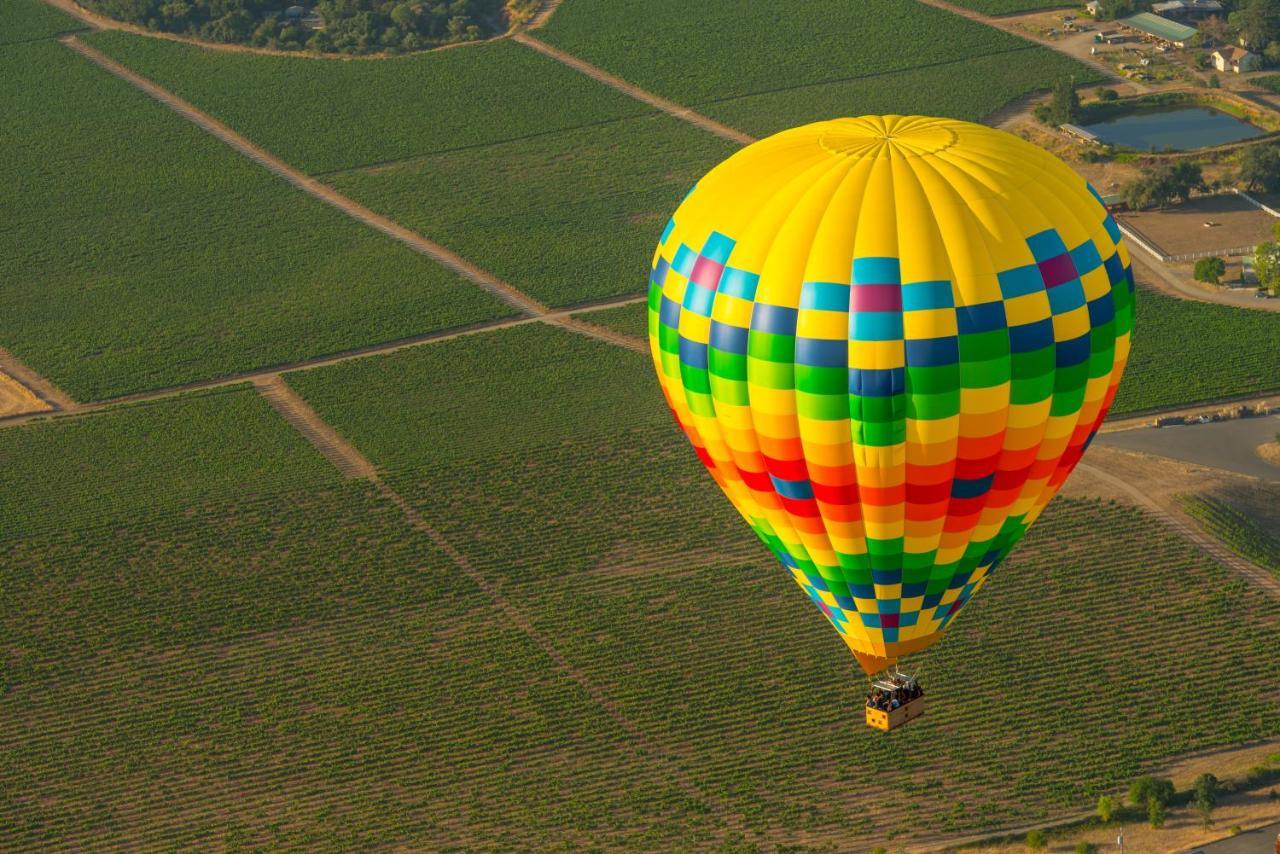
[1257,441,1280,469]
[1118,194,1277,258]
[0,371,51,418]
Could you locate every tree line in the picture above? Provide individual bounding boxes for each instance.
[81,0,536,54]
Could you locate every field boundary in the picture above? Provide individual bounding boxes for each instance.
[1078,461,1280,600]
[0,296,647,430]
[245,367,747,839]
[0,347,78,413]
[510,33,756,146]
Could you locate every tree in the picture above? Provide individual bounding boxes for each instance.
[1200,13,1228,46]
[1230,0,1280,48]
[1098,0,1135,19]
[1122,161,1206,210]
[1097,795,1115,823]
[1097,88,1119,101]
[1195,256,1226,284]
[1148,795,1166,829]
[1240,143,1280,193]
[1129,776,1176,807]
[1025,828,1047,850]
[1254,240,1280,293]
[1047,77,1082,125]
[1193,773,1220,828]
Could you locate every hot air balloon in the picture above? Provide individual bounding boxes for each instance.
[646,116,1133,729]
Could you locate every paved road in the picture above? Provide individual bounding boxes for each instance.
[1185,820,1280,853]
[1096,415,1280,481]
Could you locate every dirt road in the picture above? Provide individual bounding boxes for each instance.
[511,33,756,146]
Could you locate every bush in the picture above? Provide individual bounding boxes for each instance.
[1097,794,1114,823]
[1129,776,1176,807]
[1075,843,1097,854]
[1098,87,1119,101]
[1026,828,1048,850]
[1195,256,1226,284]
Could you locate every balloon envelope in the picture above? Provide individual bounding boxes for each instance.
[647,116,1133,674]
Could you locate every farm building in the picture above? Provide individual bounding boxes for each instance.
[1061,123,1101,144]
[1150,0,1223,20]
[1120,11,1197,47]
[1212,46,1260,73]
[1085,0,1100,14]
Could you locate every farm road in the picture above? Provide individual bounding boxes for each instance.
[1078,460,1280,599]
[0,296,646,431]
[511,33,756,146]
[911,0,1149,93]
[1133,253,1280,313]
[244,363,750,838]
[61,36,647,360]
[1096,414,1280,481]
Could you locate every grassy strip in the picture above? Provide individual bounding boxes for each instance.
[0,40,509,400]
[82,32,654,174]
[328,115,734,306]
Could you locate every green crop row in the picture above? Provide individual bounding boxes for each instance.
[0,39,510,401]
[0,386,338,540]
[82,33,654,175]
[1182,492,1280,579]
[1111,286,1280,416]
[327,115,734,306]
[0,0,87,45]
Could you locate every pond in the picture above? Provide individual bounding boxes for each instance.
[1080,106,1262,151]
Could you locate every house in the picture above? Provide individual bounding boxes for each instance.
[1085,0,1101,15]
[1150,0,1223,20]
[1213,46,1260,72]
[1120,11,1197,48]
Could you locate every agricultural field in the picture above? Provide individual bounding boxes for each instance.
[82,33,653,175]
[0,0,86,44]
[0,387,338,539]
[0,380,725,848]
[1,39,510,401]
[328,116,734,306]
[574,300,648,339]
[1183,485,1280,581]
[1110,286,1280,415]
[285,323,1280,844]
[538,0,1101,133]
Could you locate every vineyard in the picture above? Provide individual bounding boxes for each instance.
[328,115,734,306]
[0,387,338,540]
[0,482,726,849]
[705,48,1096,136]
[1110,285,1280,415]
[284,325,1280,844]
[1182,488,1280,581]
[2,0,86,43]
[6,0,1280,847]
[537,0,1100,125]
[0,38,509,401]
[82,33,652,175]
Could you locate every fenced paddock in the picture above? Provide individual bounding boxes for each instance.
[1117,192,1277,261]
